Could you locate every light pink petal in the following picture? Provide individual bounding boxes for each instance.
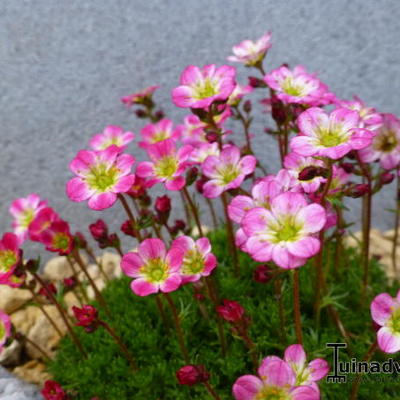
[349,129,374,150]
[180,65,203,85]
[377,327,400,354]
[329,108,359,133]
[121,252,144,278]
[287,237,320,258]
[147,139,176,161]
[228,196,254,223]
[258,356,283,378]
[177,144,194,161]
[165,176,185,191]
[113,175,136,193]
[241,207,273,236]
[171,236,194,253]
[320,143,352,160]
[240,155,257,175]
[203,253,217,274]
[297,107,329,138]
[371,293,397,326]
[172,86,196,108]
[262,359,296,387]
[296,204,326,233]
[115,153,136,172]
[246,237,274,262]
[272,246,306,269]
[308,358,330,381]
[202,156,221,178]
[290,385,320,400]
[139,238,166,262]
[284,344,307,369]
[166,247,184,271]
[220,145,241,165]
[131,278,159,296]
[196,237,211,255]
[136,161,155,178]
[232,375,263,400]
[66,178,94,202]
[289,136,316,157]
[87,192,117,210]
[160,273,182,293]
[202,180,224,198]
[270,192,308,217]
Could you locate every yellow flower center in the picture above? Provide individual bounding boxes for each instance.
[141,258,169,283]
[270,216,303,243]
[194,79,218,99]
[217,164,240,185]
[0,250,17,273]
[154,156,178,180]
[20,208,35,228]
[281,77,305,97]
[388,306,400,334]
[86,163,119,192]
[0,321,5,340]
[53,233,70,251]
[317,128,348,147]
[374,131,398,153]
[255,385,290,400]
[182,249,205,275]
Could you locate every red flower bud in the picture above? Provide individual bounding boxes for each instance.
[253,264,273,283]
[121,220,136,238]
[380,172,395,185]
[155,195,171,213]
[195,175,208,194]
[39,283,57,301]
[170,219,186,235]
[205,131,218,143]
[176,365,210,386]
[346,183,370,198]
[248,76,267,88]
[41,380,68,400]
[63,276,77,289]
[154,110,165,120]
[340,162,354,174]
[89,220,108,241]
[243,100,252,114]
[135,108,147,118]
[216,299,245,323]
[73,305,99,333]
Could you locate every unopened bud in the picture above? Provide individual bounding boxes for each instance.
[243,100,252,113]
[248,76,267,88]
[380,172,395,185]
[346,183,370,198]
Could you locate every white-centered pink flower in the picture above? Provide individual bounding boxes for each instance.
[284,153,326,193]
[228,84,254,106]
[66,145,136,210]
[335,96,383,131]
[136,139,193,191]
[291,107,374,160]
[241,192,326,269]
[178,115,208,146]
[0,233,20,285]
[233,356,319,400]
[89,126,135,151]
[227,32,272,67]
[189,143,220,164]
[358,113,400,170]
[0,310,11,353]
[264,65,336,106]
[371,290,400,353]
[171,236,217,283]
[172,64,236,108]
[284,344,329,389]
[139,119,181,148]
[9,194,48,243]
[202,145,256,198]
[121,238,183,296]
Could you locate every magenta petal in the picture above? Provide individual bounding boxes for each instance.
[66,178,94,202]
[113,175,136,193]
[262,359,296,387]
[131,278,159,296]
[287,237,320,258]
[165,176,185,191]
[160,273,182,293]
[136,161,154,178]
[232,375,263,400]
[203,253,217,274]
[349,129,373,150]
[270,192,307,217]
[242,207,273,236]
[370,293,396,325]
[139,238,166,262]
[284,344,307,369]
[377,327,400,354]
[240,155,257,175]
[196,237,211,255]
[121,252,143,278]
[290,136,316,157]
[228,196,254,223]
[172,86,196,108]
[202,180,224,198]
[290,385,320,400]
[87,192,117,210]
[308,358,330,381]
[166,248,184,271]
[258,356,284,378]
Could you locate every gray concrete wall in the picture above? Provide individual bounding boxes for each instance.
[1,0,400,258]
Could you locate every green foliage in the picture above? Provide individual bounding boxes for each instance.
[48,229,400,399]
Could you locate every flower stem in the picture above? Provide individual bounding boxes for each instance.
[292,269,303,345]
[155,295,170,333]
[27,287,64,339]
[84,246,110,283]
[163,292,190,364]
[274,278,287,344]
[100,321,137,371]
[66,256,90,303]
[118,193,143,241]
[350,341,378,400]
[31,271,87,358]
[202,381,222,400]
[182,186,203,236]
[205,198,218,231]
[72,249,111,318]
[392,173,400,275]
[221,193,240,276]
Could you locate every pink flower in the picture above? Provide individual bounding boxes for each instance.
[371,290,400,353]
[228,84,254,106]
[291,107,374,160]
[264,65,336,106]
[172,64,236,108]
[121,238,183,296]
[66,145,136,210]
[28,207,61,241]
[89,126,135,151]
[358,113,400,170]
[121,85,159,105]
[136,139,193,190]
[39,220,74,255]
[41,380,68,400]
[0,310,11,353]
[139,119,181,148]
[233,356,319,400]
[178,115,208,146]
[189,143,220,164]
[284,344,329,388]
[202,145,256,198]
[335,96,383,131]
[241,192,326,269]
[171,236,217,283]
[284,153,326,193]
[9,194,48,243]
[0,233,20,285]
[227,32,272,67]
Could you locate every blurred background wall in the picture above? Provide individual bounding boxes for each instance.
[1,0,400,258]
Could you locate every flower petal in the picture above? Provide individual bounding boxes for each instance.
[121,252,143,278]
[377,327,400,354]
[232,375,263,400]
[131,278,159,296]
[87,192,117,210]
[371,293,397,326]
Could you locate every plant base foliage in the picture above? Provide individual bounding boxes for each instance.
[48,229,400,399]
